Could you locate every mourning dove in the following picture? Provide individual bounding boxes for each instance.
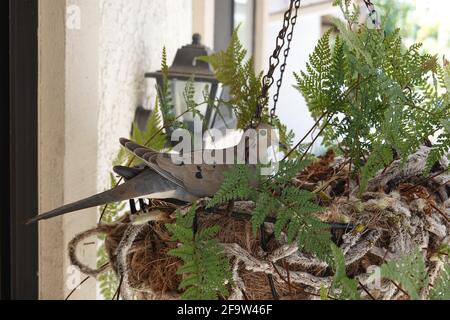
[28,124,275,224]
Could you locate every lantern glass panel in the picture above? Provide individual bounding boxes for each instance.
[209,87,237,131]
[170,79,210,131]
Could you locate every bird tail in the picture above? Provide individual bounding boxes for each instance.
[27,169,156,224]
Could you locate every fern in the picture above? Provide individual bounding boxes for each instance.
[251,192,276,235]
[166,205,232,300]
[206,165,256,208]
[295,0,450,193]
[380,248,428,300]
[326,245,450,300]
[132,102,167,150]
[378,248,450,300]
[429,265,450,300]
[427,118,450,170]
[330,244,361,300]
[158,47,177,129]
[208,161,332,262]
[200,28,264,129]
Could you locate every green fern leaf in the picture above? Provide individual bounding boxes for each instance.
[166,206,231,300]
[330,244,361,300]
[429,265,450,300]
[380,248,428,300]
[207,165,256,208]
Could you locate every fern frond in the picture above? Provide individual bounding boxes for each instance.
[429,265,450,300]
[166,206,231,300]
[427,119,450,170]
[251,192,274,235]
[158,47,176,127]
[207,165,256,208]
[132,101,167,150]
[295,30,334,115]
[380,248,428,300]
[330,244,361,300]
[200,28,264,129]
[274,187,330,261]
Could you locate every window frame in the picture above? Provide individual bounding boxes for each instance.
[2,0,39,300]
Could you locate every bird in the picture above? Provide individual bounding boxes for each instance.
[28,124,276,224]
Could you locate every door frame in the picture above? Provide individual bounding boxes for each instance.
[2,0,39,300]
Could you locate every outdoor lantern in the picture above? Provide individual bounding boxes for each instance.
[146,34,235,138]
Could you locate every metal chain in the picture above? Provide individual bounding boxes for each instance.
[252,0,302,128]
[271,0,301,123]
[363,0,381,28]
[252,0,381,127]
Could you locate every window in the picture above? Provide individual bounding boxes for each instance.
[234,0,255,56]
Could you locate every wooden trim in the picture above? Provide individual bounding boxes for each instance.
[269,0,334,22]
[254,0,268,72]
[8,0,39,300]
[1,0,11,301]
[214,0,234,51]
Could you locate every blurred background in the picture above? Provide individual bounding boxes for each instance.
[36,0,450,299]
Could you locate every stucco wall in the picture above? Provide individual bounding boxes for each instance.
[97,0,193,192]
[39,0,193,299]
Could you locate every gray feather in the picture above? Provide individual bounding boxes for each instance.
[28,168,197,224]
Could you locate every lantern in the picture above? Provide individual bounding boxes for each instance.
[146,34,235,139]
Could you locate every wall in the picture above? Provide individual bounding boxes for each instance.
[64,0,101,300]
[38,0,66,300]
[38,0,193,300]
[192,0,215,49]
[97,0,193,192]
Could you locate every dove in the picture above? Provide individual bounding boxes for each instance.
[27,124,276,224]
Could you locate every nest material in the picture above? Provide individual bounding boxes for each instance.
[69,147,450,300]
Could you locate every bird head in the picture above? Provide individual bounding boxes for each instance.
[234,123,281,164]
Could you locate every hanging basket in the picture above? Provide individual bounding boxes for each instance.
[69,148,450,300]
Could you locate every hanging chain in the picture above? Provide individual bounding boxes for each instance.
[270,0,301,123]
[252,0,302,128]
[363,0,381,29]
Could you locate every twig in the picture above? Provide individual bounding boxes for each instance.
[260,228,279,300]
[390,280,410,299]
[283,112,328,161]
[283,260,293,295]
[403,168,449,193]
[271,262,336,300]
[112,275,124,301]
[429,202,450,224]
[297,115,333,163]
[358,280,377,300]
[65,276,91,301]
[65,262,110,300]
[347,160,352,200]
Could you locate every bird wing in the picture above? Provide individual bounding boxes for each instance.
[120,138,185,188]
[154,154,232,197]
[120,138,236,197]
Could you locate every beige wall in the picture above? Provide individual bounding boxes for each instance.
[97,0,193,193]
[192,0,215,49]
[38,0,66,300]
[38,0,193,300]
[63,0,101,300]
